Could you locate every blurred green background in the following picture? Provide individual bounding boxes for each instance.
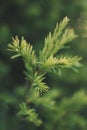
[0,0,87,130]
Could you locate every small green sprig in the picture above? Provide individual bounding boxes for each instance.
[39,17,77,60]
[17,102,42,126]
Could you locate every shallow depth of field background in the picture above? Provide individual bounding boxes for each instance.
[0,0,87,130]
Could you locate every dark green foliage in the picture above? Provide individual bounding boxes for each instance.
[0,0,87,130]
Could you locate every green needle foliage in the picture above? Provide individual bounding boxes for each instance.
[17,102,42,126]
[40,17,76,59]
[8,17,81,126]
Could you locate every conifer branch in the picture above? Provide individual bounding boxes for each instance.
[40,55,81,73]
[32,72,49,92]
[17,102,42,126]
[8,17,81,126]
[8,36,36,65]
[39,17,77,60]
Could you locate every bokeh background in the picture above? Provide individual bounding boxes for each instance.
[0,0,87,130]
